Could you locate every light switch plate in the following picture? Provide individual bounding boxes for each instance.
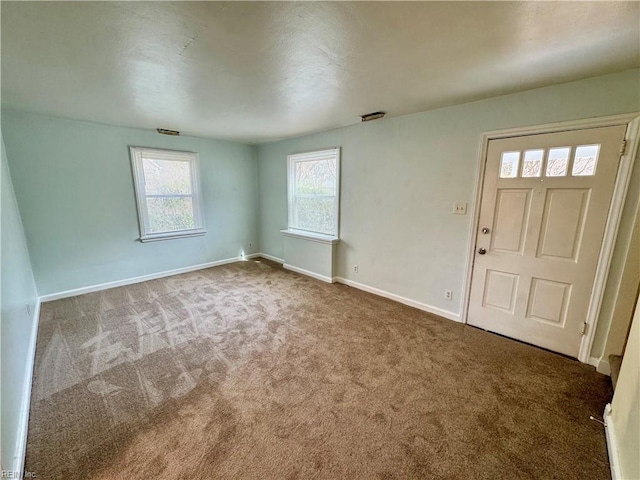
[453,202,467,215]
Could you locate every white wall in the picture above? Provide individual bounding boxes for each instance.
[1,132,38,473]
[609,292,640,480]
[257,69,640,342]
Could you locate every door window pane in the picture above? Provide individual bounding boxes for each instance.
[500,151,520,178]
[522,149,544,177]
[572,144,600,176]
[546,147,571,177]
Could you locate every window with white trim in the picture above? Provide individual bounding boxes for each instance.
[130,147,206,242]
[287,148,340,237]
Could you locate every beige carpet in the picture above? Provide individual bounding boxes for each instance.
[26,259,612,479]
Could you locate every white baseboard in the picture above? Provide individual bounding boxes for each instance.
[603,403,622,480]
[14,298,41,477]
[39,255,256,302]
[257,252,284,264]
[17,255,270,472]
[334,277,461,323]
[263,255,460,323]
[277,265,460,323]
[589,356,611,376]
[283,263,335,283]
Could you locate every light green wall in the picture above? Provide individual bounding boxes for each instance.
[257,69,640,351]
[1,112,259,296]
[600,154,640,362]
[610,293,640,480]
[1,132,38,472]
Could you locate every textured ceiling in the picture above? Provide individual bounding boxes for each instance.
[1,1,639,143]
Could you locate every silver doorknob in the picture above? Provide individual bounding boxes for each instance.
[478,248,487,255]
[481,227,490,234]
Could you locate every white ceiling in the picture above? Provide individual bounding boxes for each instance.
[2,2,639,143]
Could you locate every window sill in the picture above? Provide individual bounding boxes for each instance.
[140,230,206,242]
[280,229,339,245]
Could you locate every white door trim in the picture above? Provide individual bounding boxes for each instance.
[461,112,640,363]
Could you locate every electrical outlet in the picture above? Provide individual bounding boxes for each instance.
[353,265,359,273]
[453,202,467,215]
[444,290,453,301]
[248,242,253,249]
[26,304,32,316]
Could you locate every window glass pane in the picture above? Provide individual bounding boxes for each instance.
[146,197,195,233]
[522,149,544,177]
[143,158,192,195]
[546,147,571,177]
[499,151,520,178]
[294,159,337,196]
[293,197,336,235]
[131,148,203,240]
[572,144,600,176]
[290,154,338,235]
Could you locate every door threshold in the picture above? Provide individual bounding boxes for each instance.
[467,324,578,362]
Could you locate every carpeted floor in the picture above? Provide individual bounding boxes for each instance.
[26,259,613,479]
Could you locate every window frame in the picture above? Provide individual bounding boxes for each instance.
[287,148,341,239]
[129,146,206,242]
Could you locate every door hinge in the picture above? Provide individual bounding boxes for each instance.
[580,322,588,335]
[619,140,627,157]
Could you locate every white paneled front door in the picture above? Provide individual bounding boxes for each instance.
[468,125,627,357]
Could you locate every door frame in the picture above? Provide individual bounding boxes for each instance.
[461,112,640,364]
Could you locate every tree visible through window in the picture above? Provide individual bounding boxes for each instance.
[572,144,600,176]
[287,148,340,237]
[130,147,206,241]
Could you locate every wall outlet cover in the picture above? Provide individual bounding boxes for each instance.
[453,202,467,215]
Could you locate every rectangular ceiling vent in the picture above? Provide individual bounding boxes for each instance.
[157,128,180,136]
[361,111,386,122]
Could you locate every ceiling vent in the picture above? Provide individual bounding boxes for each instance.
[157,128,180,136]
[361,111,386,122]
